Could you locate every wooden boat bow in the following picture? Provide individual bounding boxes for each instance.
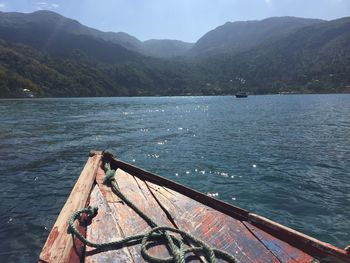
[39,150,350,262]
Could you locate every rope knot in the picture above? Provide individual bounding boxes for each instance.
[86,206,98,220]
[103,169,116,186]
[67,206,98,234]
[345,245,350,254]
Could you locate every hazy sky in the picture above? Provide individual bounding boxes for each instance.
[0,0,349,42]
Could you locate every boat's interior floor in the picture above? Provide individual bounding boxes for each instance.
[85,165,318,263]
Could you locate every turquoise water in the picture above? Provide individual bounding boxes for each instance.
[0,95,349,261]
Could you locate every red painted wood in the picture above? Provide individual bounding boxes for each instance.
[243,221,316,263]
[248,213,350,262]
[41,153,350,263]
[110,157,350,263]
[145,180,281,263]
[113,169,173,260]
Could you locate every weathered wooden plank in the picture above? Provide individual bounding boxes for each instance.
[95,164,122,204]
[92,168,175,262]
[94,166,146,262]
[85,184,133,263]
[131,174,176,228]
[243,221,316,263]
[112,169,173,261]
[39,154,101,263]
[109,156,350,263]
[39,152,350,263]
[131,175,207,262]
[145,181,281,263]
[135,179,206,262]
[248,213,350,263]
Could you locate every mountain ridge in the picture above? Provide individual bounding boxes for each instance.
[0,10,330,58]
[189,16,325,56]
[0,10,349,97]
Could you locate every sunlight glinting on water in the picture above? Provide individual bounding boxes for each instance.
[0,95,349,261]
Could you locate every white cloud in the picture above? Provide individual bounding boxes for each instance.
[0,3,6,9]
[264,0,272,5]
[36,2,46,10]
[35,2,59,10]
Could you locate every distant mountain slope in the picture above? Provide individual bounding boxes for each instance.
[190,17,325,56]
[0,10,195,58]
[0,40,205,98]
[197,16,350,93]
[97,31,144,53]
[142,39,194,58]
[0,10,142,63]
[0,10,349,97]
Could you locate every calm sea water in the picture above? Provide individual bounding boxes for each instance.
[0,95,349,262]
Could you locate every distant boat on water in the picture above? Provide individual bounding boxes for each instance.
[233,74,248,98]
[235,91,248,98]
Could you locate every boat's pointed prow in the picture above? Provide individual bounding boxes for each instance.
[39,151,350,263]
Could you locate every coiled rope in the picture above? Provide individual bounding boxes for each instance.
[68,154,239,262]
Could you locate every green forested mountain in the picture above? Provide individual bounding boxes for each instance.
[0,10,193,59]
[189,17,324,56]
[0,10,142,63]
[142,39,194,58]
[196,17,350,94]
[0,11,349,98]
[0,40,205,97]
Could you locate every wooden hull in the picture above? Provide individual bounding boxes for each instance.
[39,151,350,262]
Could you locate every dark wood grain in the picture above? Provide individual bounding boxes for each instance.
[110,157,350,263]
[114,169,174,261]
[243,221,316,263]
[145,180,281,263]
[248,213,350,263]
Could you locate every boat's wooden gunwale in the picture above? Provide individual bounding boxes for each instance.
[39,153,102,263]
[248,214,350,262]
[143,179,284,262]
[107,154,350,262]
[110,157,250,221]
